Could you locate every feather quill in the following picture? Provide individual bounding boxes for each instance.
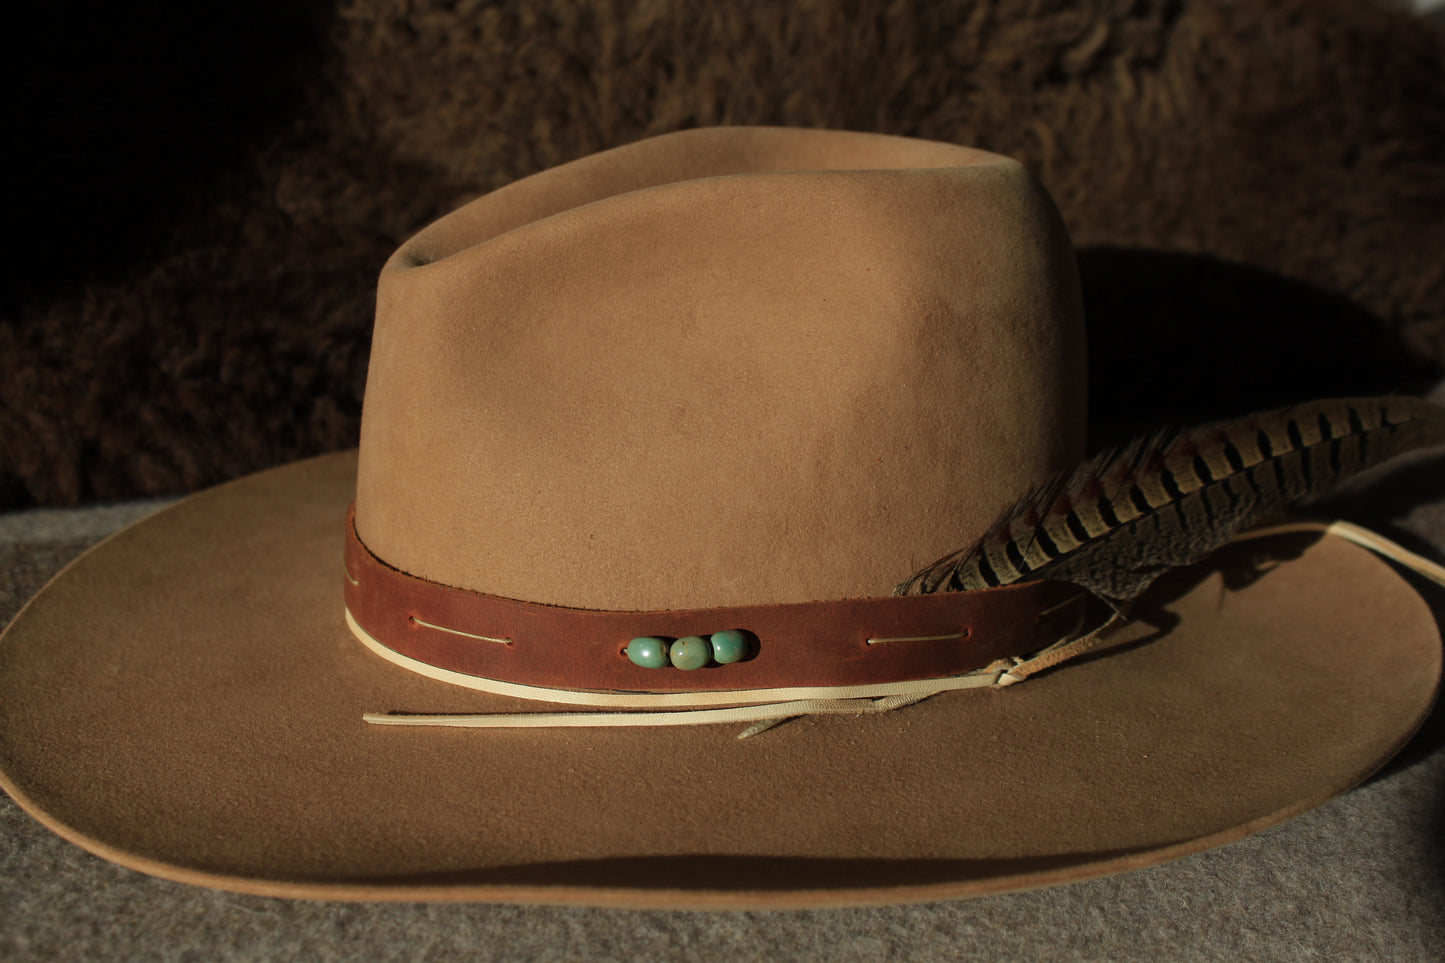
[895,397,1445,604]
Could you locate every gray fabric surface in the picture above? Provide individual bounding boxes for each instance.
[1,486,1442,961]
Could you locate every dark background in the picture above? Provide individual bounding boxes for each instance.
[4,0,1444,508]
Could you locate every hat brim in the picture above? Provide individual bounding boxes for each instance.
[0,452,1438,909]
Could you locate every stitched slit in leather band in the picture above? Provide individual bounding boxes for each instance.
[343,504,1082,696]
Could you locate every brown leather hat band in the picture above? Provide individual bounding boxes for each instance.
[344,505,1082,699]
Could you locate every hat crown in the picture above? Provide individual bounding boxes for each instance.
[355,128,1086,609]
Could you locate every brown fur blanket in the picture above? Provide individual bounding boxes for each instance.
[4,0,1443,507]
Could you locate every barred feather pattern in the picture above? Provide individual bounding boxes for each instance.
[895,397,1445,604]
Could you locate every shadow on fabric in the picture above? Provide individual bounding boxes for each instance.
[1078,247,1437,451]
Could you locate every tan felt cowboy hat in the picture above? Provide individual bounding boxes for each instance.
[0,127,1440,909]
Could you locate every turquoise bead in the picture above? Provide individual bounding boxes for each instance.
[626,637,669,669]
[710,629,747,664]
[669,635,711,670]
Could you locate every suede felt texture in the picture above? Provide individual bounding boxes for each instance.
[356,129,1085,610]
[3,496,1443,961]
[9,0,1443,511]
[0,453,1437,907]
[0,126,1439,908]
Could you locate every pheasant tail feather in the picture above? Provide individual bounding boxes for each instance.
[896,397,1445,604]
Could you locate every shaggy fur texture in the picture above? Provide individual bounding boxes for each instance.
[4,0,1443,507]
